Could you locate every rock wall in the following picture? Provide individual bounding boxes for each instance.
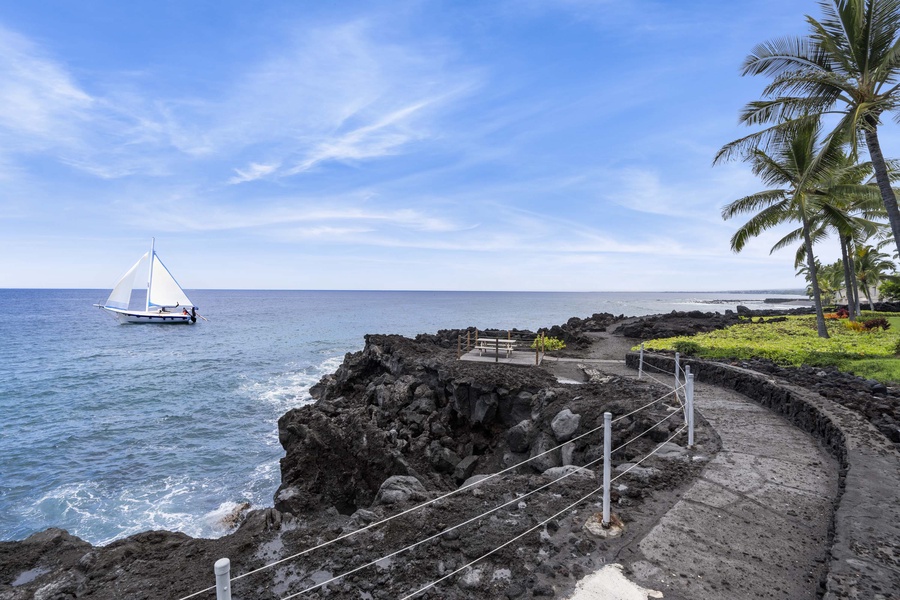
[625,352,900,599]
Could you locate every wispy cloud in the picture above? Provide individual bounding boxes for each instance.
[0,18,480,183]
[125,194,466,236]
[0,26,93,152]
[283,100,433,176]
[221,21,480,183]
[229,162,281,185]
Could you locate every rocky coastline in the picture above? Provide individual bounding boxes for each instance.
[1,306,894,599]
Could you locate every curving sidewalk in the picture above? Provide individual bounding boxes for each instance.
[615,354,900,600]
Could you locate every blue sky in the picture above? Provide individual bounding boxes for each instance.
[0,0,887,291]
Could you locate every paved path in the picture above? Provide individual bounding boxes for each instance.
[566,366,839,599]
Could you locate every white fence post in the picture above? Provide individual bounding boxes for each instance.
[638,343,644,379]
[674,351,680,388]
[602,411,612,526]
[684,365,691,417]
[686,371,695,448]
[215,558,232,600]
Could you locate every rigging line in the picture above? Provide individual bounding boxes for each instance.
[399,425,688,600]
[278,455,609,599]
[175,391,686,600]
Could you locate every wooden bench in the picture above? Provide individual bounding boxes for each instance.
[474,338,517,357]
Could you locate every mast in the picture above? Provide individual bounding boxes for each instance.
[146,237,155,311]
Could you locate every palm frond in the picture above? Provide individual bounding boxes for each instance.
[741,36,830,77]
[721,190,789,219]
[728,202,796,252]
[770,226,805,253]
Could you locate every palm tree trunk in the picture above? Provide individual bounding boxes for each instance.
[849,242,862,316]
[801,215,829,338]
[863,127,900,259]
[863,282,874,310]
[840,235,857,321]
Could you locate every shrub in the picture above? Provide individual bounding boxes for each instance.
[862,317,890,331]
[844,320,866,332]
[879,277,900,301]
[672,340,701,355]
[531,335,566,351]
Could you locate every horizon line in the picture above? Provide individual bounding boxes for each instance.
[0,287,809,294]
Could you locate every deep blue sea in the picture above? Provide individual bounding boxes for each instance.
[0,289,805,545]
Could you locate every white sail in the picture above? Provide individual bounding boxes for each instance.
[105,252,149,309]
[147,254,193,308]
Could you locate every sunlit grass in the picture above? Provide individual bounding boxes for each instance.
[639,313,900,383]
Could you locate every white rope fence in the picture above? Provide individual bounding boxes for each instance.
[181,351,696,600]
[398,425,689,600]
[277,404,690,599]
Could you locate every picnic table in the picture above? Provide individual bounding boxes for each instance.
[474,337,518,357]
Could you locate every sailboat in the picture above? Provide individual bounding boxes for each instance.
[95,239,198,324]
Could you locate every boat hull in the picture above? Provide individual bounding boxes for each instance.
[98,306,194,324]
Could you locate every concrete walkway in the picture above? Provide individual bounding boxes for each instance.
[567,369,839,599]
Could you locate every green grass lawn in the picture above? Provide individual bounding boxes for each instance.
[640,313,900,384]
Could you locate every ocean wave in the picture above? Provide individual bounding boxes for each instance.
[19,476,244,546]
[241,355,344,414]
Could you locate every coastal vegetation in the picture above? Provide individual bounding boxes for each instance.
[641,313,900,382]
[716,0,900,337]
[531,334,566,352]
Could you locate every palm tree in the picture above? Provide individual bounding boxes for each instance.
[716,0,900,258]
[813,157,888,317]
[721,119,843,338]
[770,153,886,318]
[855,244,896,306]
[799,258,843,303]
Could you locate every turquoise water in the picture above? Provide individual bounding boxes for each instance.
[0,289,802,545]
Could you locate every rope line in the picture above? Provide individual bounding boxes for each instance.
[639,351,690,386]
[611,408,682,455]
[637,368,675,389]
[398,424,688,600]
[279,454,609,599]
[283,420,688,599]
[611,386,680,424]
[638,359,678,377]
[610,424,688,484]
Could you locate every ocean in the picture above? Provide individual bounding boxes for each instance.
[0,289,805,545]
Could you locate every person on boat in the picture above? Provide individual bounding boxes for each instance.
[182,308,189,316]
[190,307,197,324]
